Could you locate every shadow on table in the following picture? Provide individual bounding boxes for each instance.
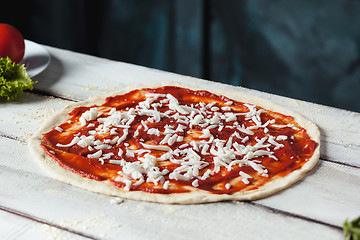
[15,53,66,104]
[32,53,64,90]
[0,53,65,104]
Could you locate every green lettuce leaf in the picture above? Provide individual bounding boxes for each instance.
[344,216,360,240]
[0,57,36,101]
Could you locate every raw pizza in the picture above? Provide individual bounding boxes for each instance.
[29,82,320,204]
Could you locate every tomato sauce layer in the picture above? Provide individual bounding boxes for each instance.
[41,86,317,194]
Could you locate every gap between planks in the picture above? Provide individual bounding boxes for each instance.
[0,206,100,240]
[0,135,350,234]
[1,89,353,233]
[249,202,343,232]
[0,132,27,145]
[28,89,80,102]
[0,191,343,237]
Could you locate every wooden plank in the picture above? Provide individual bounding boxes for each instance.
[258,160,360,226]
[1,78,358,171]
[0,209,93,240]
[0,45,357,238]
[0,161,342,240]
[0,48,358,227]
[28,45,360,167]
[0,131,355,230]
[0,92,70,143]
[0,210,43,240]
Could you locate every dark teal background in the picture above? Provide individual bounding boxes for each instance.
[3,0,360,112]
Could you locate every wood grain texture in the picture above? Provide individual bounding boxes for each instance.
[0,156,342,240]
[31,45,360,166]
[1,44,358,239]
[0,207,95,240]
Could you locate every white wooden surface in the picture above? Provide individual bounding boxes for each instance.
[1,43,360,239]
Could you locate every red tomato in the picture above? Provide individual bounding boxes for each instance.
[0,24,25,63]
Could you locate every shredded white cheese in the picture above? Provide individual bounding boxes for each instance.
[51,89,300,192]
[79,108,99,126]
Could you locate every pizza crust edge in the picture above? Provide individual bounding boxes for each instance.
[28,81,320,204]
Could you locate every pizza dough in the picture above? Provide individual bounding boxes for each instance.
[28,81,320,204]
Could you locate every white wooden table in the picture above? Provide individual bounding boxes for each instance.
[1,43,359,240]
